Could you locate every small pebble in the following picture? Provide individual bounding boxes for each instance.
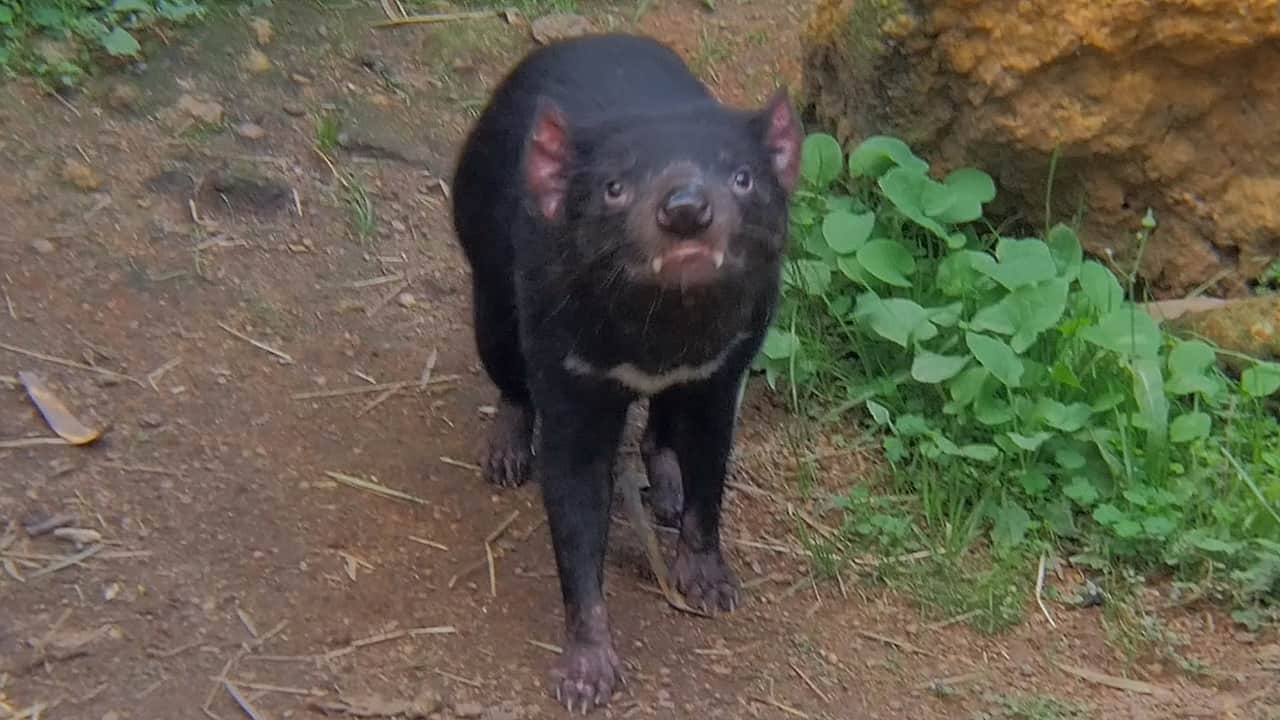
[31,238,56,255]
[62,159,101,191]
[283,101,306,117]
[453,703,484,719]
[107,82,140,110]
[138,413,165,429]
[243,48,272,74]
[249,17,273,45]
[236,121,267,140]
[396,292,417,309]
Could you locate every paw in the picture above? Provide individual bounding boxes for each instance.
[550,639,624,713]
[672,545,740,614]
[641,445,682,527]
[484,401,533,488]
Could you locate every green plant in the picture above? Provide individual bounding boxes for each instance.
[975,694,1087,720]
[313,111,340,153]
[760,132,1280,611]
[0,0,209,88]
[344,173,375,243]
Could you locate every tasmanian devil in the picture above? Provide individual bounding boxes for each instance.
[449,33,801,712]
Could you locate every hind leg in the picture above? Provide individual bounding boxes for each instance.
[472,277,534,487]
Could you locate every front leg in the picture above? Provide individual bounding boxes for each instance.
[650,364,749,614]
[534,377,631,712]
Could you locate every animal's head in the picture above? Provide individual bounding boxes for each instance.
[523,90,802,292]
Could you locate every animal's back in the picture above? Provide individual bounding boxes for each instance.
[451,34,713,275]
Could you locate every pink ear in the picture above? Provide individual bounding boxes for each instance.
[760,88,803,193]
[525,100,571,221]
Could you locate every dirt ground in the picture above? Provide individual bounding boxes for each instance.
[1,1,1276,718]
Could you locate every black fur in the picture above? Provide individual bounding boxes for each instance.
[450,33,800,712]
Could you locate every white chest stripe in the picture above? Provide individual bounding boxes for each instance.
[563,335,748,396]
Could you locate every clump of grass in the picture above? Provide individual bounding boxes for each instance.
[314,112,341,153]
[977,694,1087,720]
[759,131,1280,624]
[0,1,212,89]
[345,174,376,243]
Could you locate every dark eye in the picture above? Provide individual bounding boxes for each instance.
[732,169,753,193]
[605,180,626,200]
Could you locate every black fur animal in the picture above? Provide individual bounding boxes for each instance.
[450,33,801,712]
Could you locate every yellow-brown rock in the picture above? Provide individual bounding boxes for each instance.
[801,0,1280,297]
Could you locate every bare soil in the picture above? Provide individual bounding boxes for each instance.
[1,2,1275,718]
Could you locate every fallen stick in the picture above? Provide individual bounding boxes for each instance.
[616,472,710,618]
[0,341,144,387]
[371,9,504,28]
[325,471,428,506]
[218,322,294,364]
[292,376,459,400]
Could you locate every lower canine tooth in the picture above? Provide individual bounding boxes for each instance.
[651,257,664,274]
[712,251,725,269]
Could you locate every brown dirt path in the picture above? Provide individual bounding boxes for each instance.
[1,2,1275,719]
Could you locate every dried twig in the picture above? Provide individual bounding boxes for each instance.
[292,376,459,400]
[0,437,70,449]
[223,681,267,720]
[434,668,482,688]
[1035,552,1057,628]
[749,696,810,719]
[218,322,294,364]
[0,341,144,386]
[527,639,563,654]
[617,471,710,617]
[29,544,103,578]
[324,471,428,505]
[790,662,830,703]
[372,9,503,28]
[440,456,482,473]
[1054,662,1172,697]
[407,535,447,551]
[856,630,936,658]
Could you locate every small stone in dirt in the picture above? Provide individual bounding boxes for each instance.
[530,13,592,45]
[283,101,306,117]
[31,239,56,255]
[290,72,312,85]
[138,414,165,429]
[107,82,140,110]
[243,48,272,74]
[249,17,273,45]
[396,292,417,309]
[102,713,120,720]
[236,121,267,140]
[177,94,224,125]
[453,703,484,719]
[63,159,101,191]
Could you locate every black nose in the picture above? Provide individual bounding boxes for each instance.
[657,185,713,237]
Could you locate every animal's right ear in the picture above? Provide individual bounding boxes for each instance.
[525,99,571,221]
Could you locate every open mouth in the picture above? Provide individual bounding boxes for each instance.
[649,241,725,284]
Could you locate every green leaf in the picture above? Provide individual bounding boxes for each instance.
[1037,399,1093,432]
[783,259,832,296]
[1051,360,1084,390]
[1092,504,1125,526]
[1020,470,1050,496]
[1079,307,1163,358]
[961,444,1000,462]
[1130,355,1169,482]
[965,332,1023,387]
[936,250,995,297]
[856,239,916,288]
[878,167,951,240]
[865,400,891,425]
[978,237,1058,290]
[1168,339,1216,377]
[855,296,937,348]
[1142,516,1177,538]
[1241,362,1280,397]
[0,6,13,24]
[1169,411,1211,443]
[992,502,1032,551]
[911,351,969,384]
[1079,260,1123,315]
[761,328,799,360]
[157,1,206,21]
[929,168,995,224]
[113,0,152,12]
[1046,223,1083,280]
[847,135,928,178]
[1007,431,1053,452]
[947,366,989,408]
[1064,477,1100,506]
[975,391,1014,426]
[836,254,870,285]
[102,26,141,57]
[800,133,843,188]
[1054,447,1087,470]
[822,210,875,254]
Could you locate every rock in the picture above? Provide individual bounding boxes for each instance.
[31,239,55,255]
[138,413,165,429]
[62,160,101,191]
[283,101,306,117]
[530,13,592,44]
[243,48,272,74]
[290,72,312,85]
[236,121,267,140]
[176,94,224,125]
[453,703,484,719]
[249,17,273,45]
[801,0,1280,297]
[396,292,416,309]
[107,82,140,110]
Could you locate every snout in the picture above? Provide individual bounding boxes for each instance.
[656,184,713,237]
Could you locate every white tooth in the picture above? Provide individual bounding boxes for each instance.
[651,257,664,274]
[712,251,725,269]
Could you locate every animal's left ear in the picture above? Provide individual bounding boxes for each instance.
[754,88,804,193]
